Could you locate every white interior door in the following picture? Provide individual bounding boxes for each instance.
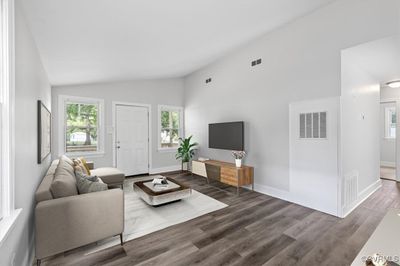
[116,105,149,176]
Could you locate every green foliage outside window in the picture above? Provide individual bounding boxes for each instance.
[160,110,180,148]
[66,103,98,152]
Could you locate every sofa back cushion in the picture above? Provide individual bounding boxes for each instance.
[50,156,78,198]
[35,159,59,203]
[61,155,74,167]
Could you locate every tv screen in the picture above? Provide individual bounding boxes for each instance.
[209,121,244,151]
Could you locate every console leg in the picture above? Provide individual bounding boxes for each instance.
[37,259,41,266]
[237,186,240,196]
[120,234,124,246]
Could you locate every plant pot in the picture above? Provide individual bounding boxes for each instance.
[235,159,242,168]
[181,161,190,171]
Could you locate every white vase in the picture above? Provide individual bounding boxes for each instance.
[235,159,242,168]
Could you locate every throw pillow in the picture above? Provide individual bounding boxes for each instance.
[79,157,91,175]
[75,173,108,194]
[73,158,89,175]
[75,169,99,182]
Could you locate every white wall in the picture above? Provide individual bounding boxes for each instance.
[51,79,184,171]
[380,102,396,167]
[289,97,340,216]
[184,0,400,211]
[0,3,52,266]
[381,85,400,100]
[340,47,381,216]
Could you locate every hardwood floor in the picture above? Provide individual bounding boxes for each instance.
[380,166,396,181]
[39,172,400,266]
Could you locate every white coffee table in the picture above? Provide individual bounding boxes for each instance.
[133,177,192,206]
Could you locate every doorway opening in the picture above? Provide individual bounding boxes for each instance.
[380,100,397,181]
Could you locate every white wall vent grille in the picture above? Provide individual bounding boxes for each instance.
[299,111,327,139]
[344,171,358,208]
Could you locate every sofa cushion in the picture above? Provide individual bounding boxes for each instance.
[51,159,78,198]
[91,168,125,185]
[35,159,59,203]
[75,174,108,194]
[61,155,74,167]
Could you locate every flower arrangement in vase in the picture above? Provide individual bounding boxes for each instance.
[232,151,246,168]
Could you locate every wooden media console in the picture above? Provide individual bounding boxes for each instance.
[192,160,254,195]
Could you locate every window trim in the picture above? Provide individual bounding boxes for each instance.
[384,106,396,139]
[58,95,105,157]
[157,105,184,152]
[0,0,21,246]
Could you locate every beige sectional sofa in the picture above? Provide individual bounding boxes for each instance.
[35,156,125,265]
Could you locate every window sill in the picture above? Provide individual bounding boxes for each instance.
[0,209,22,247]
[383,137,396,140]
[158,148,177,153]
[63,151,105,158]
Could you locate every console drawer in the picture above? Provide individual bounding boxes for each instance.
[220,167,238,186]
[221,175,238,186]
[220,167,237,177]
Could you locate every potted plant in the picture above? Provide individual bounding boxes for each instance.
[176,135,198,171]
[232,151,246,168]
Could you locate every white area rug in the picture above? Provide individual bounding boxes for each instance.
[86,176,227,254]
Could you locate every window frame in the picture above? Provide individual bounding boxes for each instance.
[384,106,396,139]
[157,105,184,152]
[0,0,21,246]
[58,95,105,157]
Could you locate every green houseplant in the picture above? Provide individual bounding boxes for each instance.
[175,135,198,171]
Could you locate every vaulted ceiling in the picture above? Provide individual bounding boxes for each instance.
[21,0,336,86]
[343,35,400,85]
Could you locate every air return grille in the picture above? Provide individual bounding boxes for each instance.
[299,112,327,139]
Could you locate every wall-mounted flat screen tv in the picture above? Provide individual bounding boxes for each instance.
[209,121,244,151]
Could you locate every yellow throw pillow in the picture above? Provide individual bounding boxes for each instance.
[79,157,91,176]
[72,158,89,175]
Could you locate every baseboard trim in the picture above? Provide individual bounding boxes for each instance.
[254,183,338,217]
[150,165,181,174]
[23,233,35,266]
[341,179,382,218]
[381,161,395,168]
[254,183,293,203]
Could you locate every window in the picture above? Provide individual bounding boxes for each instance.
[59,96,104,156]
[158,105,183,150]
[299,112,327,139]
[0,0,21,244]
[385,107,396,139]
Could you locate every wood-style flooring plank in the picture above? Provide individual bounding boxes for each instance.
[39,173,400,266]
